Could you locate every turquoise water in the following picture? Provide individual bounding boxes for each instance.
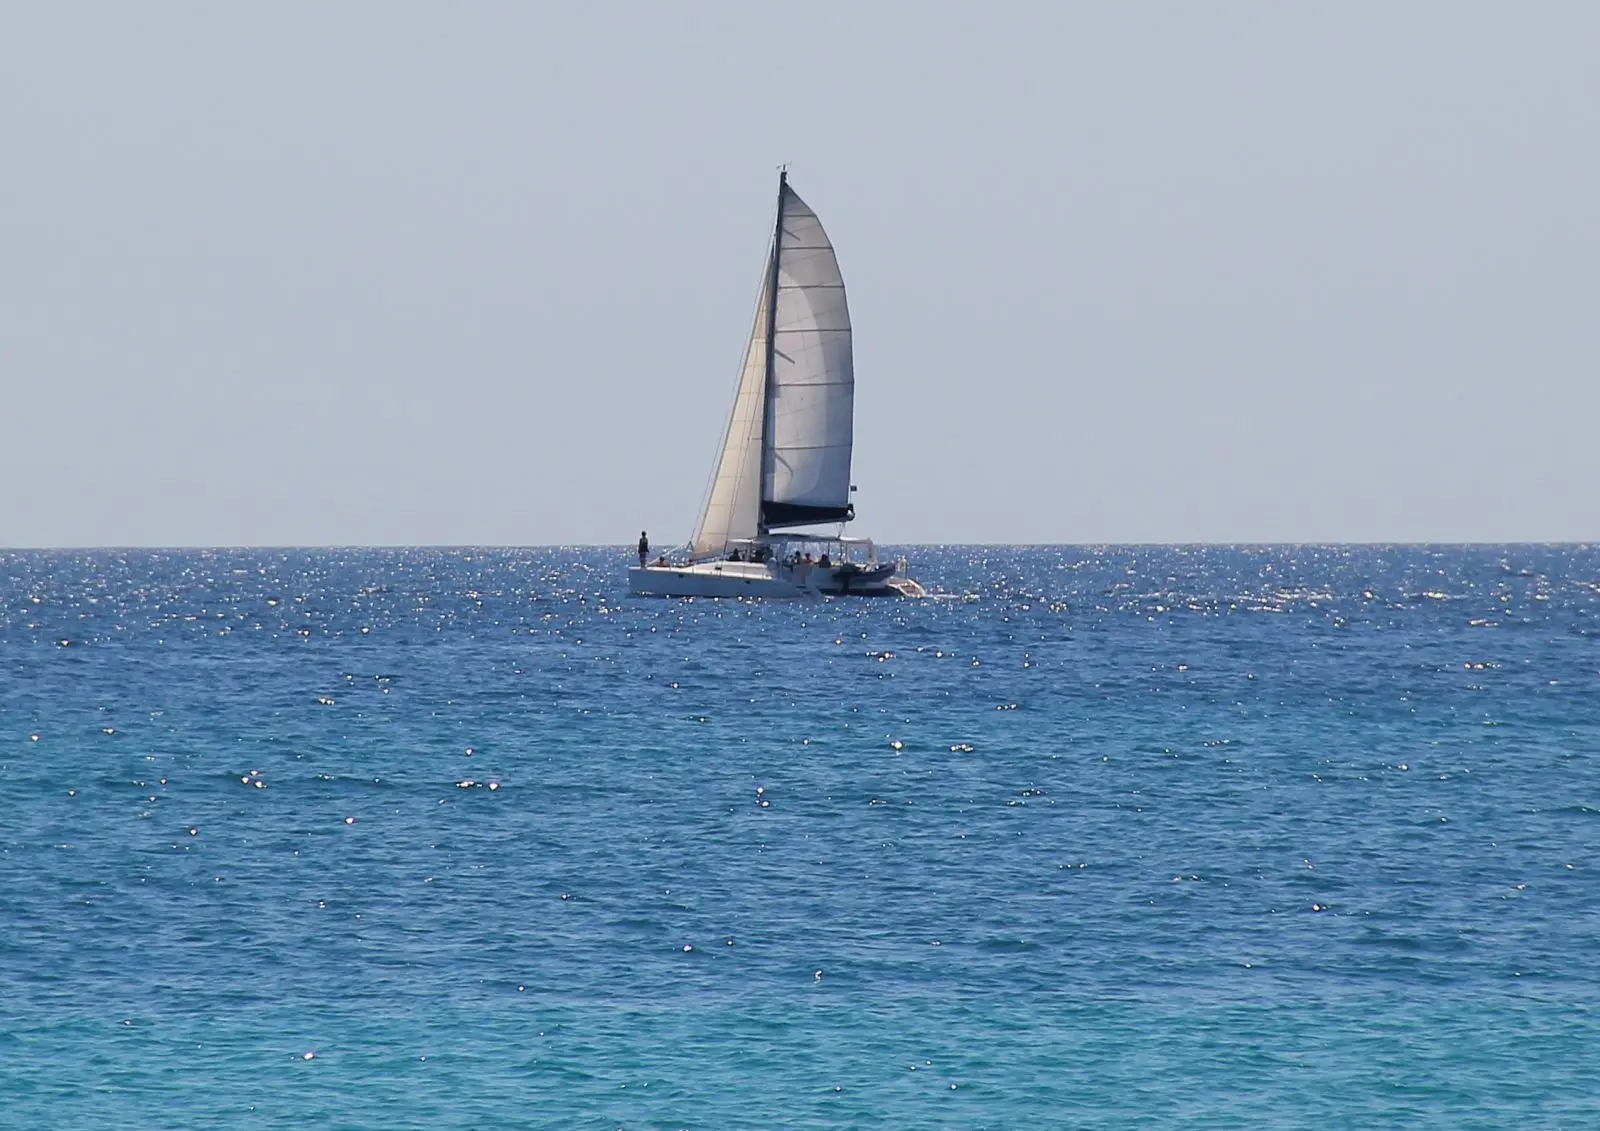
[3,546,1597,1128]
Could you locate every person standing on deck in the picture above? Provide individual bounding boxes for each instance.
[637,531,649,567]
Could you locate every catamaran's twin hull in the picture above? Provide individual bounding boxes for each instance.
[629,560,904,599]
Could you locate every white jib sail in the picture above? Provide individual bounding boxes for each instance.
[763,184,854,521]
[690,256,771,559]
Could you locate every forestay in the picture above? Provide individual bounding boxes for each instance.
[690,268,770,559]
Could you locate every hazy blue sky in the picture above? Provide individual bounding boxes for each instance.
[3,2,1596,546]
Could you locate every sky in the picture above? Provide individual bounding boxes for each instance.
[2,2,1596,546]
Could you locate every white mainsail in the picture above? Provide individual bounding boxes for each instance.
[763,185,855,527]
[690,174,854,558]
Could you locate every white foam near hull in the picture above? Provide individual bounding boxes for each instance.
[629,558,907,599]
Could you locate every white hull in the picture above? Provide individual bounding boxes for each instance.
[630,557,909,599]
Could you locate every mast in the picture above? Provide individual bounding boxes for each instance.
[757,168,788,536]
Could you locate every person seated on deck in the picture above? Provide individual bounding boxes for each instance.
[656,555,668,567]
[728,548,742,562]
[818,553,831,567]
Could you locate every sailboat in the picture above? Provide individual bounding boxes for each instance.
[630,171,920,599]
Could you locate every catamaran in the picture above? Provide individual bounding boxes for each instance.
[630,172,921,599]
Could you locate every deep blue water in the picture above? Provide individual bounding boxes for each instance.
[2,545,1598,1128]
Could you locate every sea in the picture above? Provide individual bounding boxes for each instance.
[1,545,1596,1129]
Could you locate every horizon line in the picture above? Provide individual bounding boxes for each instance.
[2,540,1596,552]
